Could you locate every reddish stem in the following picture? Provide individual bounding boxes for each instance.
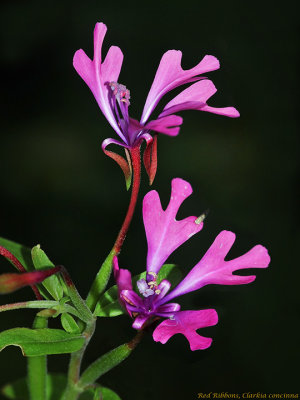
[113,145,141,255]
[0,245,42,300]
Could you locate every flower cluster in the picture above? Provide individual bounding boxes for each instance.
[114,178,270,350]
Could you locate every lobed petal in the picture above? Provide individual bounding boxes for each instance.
[143,178,204,275]
[144,115,183,136]
[161,231,270,304]
[73,23,126,143]
[160,79,239,118]
[141,51,219,124]
[153,309,218,351]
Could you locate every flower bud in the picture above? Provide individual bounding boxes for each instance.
[0,266,61,294]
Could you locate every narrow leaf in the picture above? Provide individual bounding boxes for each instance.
[79,344,132,387]
[0,328,85,356]
[61,313,81,334]
[0,237,34,272]
[31,245,64,300]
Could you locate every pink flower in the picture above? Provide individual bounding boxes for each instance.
[114,178,270,351]
[73,23,239,179]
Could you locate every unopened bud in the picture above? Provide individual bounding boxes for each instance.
[0,266,61,294]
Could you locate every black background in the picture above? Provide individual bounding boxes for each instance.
[0,1,299,399]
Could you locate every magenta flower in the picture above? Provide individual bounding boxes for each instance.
[114,178,270,351]
[73,23,239,182]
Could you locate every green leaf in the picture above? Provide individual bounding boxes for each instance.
[0,327,85,356]
[80,386,122,400]
[1,375,122,400]
[79,344,133,388]
[61,313,80,334]
[0,237,34,271]
[94,264,182,317]
[94,386,121,400]
[31,245,64,301]
[1,374,67,400]
[95,300,124,317]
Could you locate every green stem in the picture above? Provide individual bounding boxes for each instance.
[0,300,57,312]
[0,300,82,319]
[59,266,94,323]
[27,316,48,400]
[62,319,96,400]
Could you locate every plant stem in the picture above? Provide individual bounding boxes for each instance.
[63,146,142,399]
[86,145,141,310]
[27,316,48,400]
[78,330,144,390]
[62,319,96,400]
[0,300,82,319]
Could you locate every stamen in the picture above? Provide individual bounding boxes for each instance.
[137,279,154,298]
[195,209,209,225]
[109,81,130,105]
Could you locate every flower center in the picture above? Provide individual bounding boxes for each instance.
[108,81,132,143]
[137,272,161,298]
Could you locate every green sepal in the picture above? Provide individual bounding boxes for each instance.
[1,374,67,400]
[94,264,182,317]
[61,313,81,334]
[0,327,85,356]
[31,245,65,301]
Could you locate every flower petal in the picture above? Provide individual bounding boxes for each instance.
[160,79,239,118]
[153,309,218,351]
[144,115,183,136]
[143,178,204,275]
[113,256,134,314]
[161,231,271,304]
[73,23,127,142]
[156,303,181,317]
[132,314,150,330]
[113,256,132,292]
[141,51,220,124]
[120,289,144,309]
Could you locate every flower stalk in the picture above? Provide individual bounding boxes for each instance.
[86,145,141,311]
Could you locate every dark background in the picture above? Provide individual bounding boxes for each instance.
[0,0,298,399]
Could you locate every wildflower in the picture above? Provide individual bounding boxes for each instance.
[73,23,239,184]
[114,178,270,350]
